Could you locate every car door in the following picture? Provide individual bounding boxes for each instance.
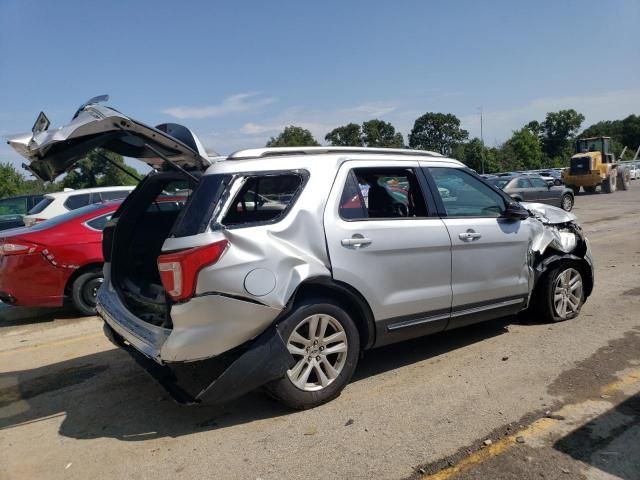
[529,177,556,205]
[324,160,452,346]
[424,165,531,329]
[514,177,533,200]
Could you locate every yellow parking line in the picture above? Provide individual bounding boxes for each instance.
[421,366,640,480]
[0,332,103,357]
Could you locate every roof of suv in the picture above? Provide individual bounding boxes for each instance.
[210,147,464,175]
[42,185,135,199]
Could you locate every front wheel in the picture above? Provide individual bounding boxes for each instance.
[617,169,630,191]
[534,265,585,322]
[265,298,360,409]
[71,270,103,316]
[560,193,574,212]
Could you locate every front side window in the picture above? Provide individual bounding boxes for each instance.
[222,173,304,227]
[339,167,428,220]
[64,193,91,210]
[429,167,506,218]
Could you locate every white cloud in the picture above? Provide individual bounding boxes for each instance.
[460,88,640,145]
[162,93,277,120]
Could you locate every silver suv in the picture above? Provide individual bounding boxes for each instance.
[8,99,594,409]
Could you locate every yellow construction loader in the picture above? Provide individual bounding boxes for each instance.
[561,137,630,194]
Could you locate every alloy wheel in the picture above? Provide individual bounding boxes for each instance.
[286,314,348,391]
[553,268,583,319]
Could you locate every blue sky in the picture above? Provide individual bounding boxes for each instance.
[1,0,639,174]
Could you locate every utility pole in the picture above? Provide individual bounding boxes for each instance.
[479,106,485,174]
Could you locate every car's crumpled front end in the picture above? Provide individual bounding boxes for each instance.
[521,202,594,298]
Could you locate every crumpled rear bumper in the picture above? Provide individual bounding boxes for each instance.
[103,321,294,405]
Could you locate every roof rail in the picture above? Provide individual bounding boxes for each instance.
[227,146,443,160]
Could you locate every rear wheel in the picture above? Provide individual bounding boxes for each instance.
[617,168,630,191]
[560,193,573,212]
[602,173,616,193]
[534,264,585,322]
[265,298,360,409]
[71,270,103,316]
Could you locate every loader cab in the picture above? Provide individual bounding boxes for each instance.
[576,137,614,164]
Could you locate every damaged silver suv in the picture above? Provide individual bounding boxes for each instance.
[8,98,594,409]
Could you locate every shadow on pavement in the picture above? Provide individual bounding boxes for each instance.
[0,317,512,441]
[553,393,640,479]
[0,302,81,328]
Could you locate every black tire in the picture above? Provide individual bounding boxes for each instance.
[560,193,574,212]
[532,263,585,323]
[617,168,630,191]
[265,298,360,409]
[583,186,596,194]
[602,174,616,193]
[71,270,104,316]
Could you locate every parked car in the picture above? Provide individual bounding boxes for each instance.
[0,194,44,231]
[628,163,639,180]
[0,201,121,315]
[537,170,563,186]
[7,100,594,409]
[24,186,134,226]
[487,174,575,211]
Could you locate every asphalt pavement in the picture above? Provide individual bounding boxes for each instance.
[1,184,639,480]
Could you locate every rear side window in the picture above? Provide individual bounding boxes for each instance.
[86,213,113,231]
[516,178,531,188]
[222,173,304,227]
[28,197,54,215]
[101,190,131,201]
[339,167,428,220]
[0,197,27,215]
[64,193,91,210]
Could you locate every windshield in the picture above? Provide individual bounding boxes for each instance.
[27,202,118,231]
[486,177,511,189]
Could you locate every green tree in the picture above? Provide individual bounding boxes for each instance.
[580,115,640,159]
[538,109,585,160]
[361,119,404,147]
[62,149,140,189]
[409,112,468,155]
[504,128,543,170]
[266,126,320,147]
[0,162,28,198]
[325,123,362,146]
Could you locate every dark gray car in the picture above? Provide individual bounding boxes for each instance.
[488,175,574,211]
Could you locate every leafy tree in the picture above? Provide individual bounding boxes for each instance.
[361,119,404,148]
[620,115,640,151]
[62,149,140,189]
[325,123,362,146]
[266,126,320,147]
[0,162,28,198]
[409,112,468,155]
[504,128,543,170]
[537,109,585,160]
[580,115,640,159]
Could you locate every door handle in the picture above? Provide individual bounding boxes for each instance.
[458,229,482,242]
[341,235,372,247]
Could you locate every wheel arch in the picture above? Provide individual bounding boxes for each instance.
[283,277,376,350]
[533,253,593,300]
[64,262,104,296]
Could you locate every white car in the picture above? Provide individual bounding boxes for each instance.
[629,164,639,180]
[24,186,134,226]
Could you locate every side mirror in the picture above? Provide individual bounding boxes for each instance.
[501,201,529,220]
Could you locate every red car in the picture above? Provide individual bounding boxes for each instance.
[0,201,120,315]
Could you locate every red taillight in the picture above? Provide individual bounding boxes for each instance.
[157,240,229,302]
[0,240,42,256]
